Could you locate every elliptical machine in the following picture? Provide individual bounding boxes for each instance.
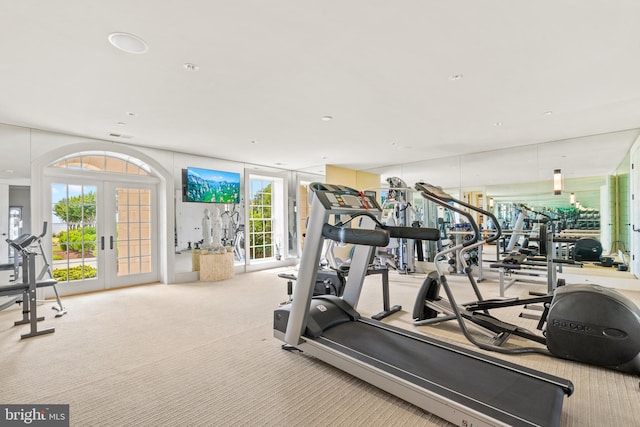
[412,182,640,375]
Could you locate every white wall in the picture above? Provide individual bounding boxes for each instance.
[0,123,296,282]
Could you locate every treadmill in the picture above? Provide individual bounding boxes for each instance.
[274,183,573,427]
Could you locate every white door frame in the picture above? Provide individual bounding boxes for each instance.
[44,171,160,293]
[31,142,174,284]
[244,169,289,271]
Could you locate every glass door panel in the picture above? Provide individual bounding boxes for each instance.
[110,185,155,286]
[48,181,158,293]
[50,182,103,293]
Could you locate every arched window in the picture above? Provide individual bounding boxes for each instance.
[51,151,151,175]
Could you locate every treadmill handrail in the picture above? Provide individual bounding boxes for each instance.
[322,223,390,247]
[324,210,440,244]
[382,225,440,241]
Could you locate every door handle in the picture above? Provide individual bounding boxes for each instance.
[101,236,105,250]
[110,236,114,250]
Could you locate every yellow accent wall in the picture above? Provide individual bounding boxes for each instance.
[325,165,357,188]
[325,165,380,193]
[356,170,381,193]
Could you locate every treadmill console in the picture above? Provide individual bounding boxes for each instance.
[309,182,381,213]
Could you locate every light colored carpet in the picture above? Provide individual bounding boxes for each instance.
[0,267,639,426]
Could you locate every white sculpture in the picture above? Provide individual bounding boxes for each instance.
[202,208,213,246]
[211,205,223,248]
[202,206,224,252]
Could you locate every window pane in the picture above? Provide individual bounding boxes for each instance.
[249,178,276,261]
[51,183,99,283]
[115,186,152,277]
[52,153,151,177]
[105,157,127,173]
[82,156,106,171]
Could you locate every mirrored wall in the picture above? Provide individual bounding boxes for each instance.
[2,123,637,281]
[366,129,639,256]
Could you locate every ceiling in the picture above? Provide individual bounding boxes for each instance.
[1,1,640,178]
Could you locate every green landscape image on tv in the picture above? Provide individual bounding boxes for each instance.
[186,167,241,204]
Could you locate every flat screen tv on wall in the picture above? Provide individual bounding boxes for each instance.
[183,167,241,204]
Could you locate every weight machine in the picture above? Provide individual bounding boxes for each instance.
[0,223,66,339]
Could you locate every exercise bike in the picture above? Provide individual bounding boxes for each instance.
[412,182,640,375]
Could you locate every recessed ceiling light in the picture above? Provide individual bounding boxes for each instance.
[321,116,333,121]
[127,112,136,116]
[108,32,149,54]
[449,74,463,81]
[494,121,503,127]
[543,111,553,116]
[251,140,258,144]
[116,122,126,126]
[183,63,200,71]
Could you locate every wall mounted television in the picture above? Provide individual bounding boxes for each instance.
[182,167,241,204]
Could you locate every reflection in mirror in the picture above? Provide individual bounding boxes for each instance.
[365,130,638,280]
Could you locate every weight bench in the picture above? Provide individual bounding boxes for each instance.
[1,278,59,337]
[3,222,66,317]
[2,246,60,339]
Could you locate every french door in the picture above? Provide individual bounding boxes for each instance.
[49,178,158,294]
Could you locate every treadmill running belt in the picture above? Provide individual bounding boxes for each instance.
[318,320,568,427]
